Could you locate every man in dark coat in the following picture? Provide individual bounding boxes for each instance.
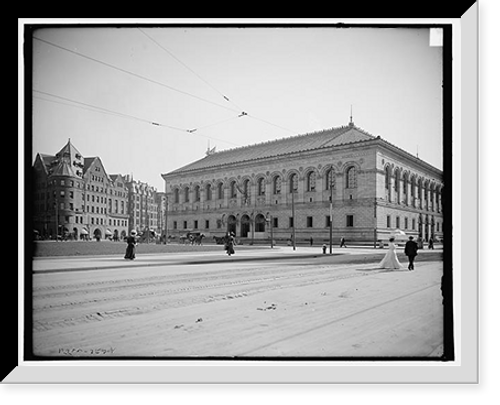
[404,236,419,270]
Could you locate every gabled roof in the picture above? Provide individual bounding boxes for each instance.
[83,157,98,174]
[165,123,376,176]
[83,156,113,183]
[35,139,85,179]
[56,139,84,163]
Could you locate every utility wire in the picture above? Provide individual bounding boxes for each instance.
[33,89,242,147]
[246,114,297,135]
[34,35,297,137]
[34,89,185,132]
[33,36,241,115]
[137,28,244,112]
[136,29,297,135]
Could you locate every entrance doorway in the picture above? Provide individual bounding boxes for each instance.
[255,214,266,232]
[93,228,102,241]
[241,214,251,238]
[227,215,237,236]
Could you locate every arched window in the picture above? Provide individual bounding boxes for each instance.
[205,183,212,201]
[325,168,335,190]
[346,166,357,189]
[194,185,200,202]
[257,177,266,196]
[394,169,400,202]
[230,181,237,198]
[436,187,440,212]
[385,166,391,190]
[410,176,416,207]
[173,188,179,204]
[243,179,250,204]
[184,186,190,203]
[289,173,298,193]
[402,172,408,204]
[430,183,435,211]
[307,171,316,191]
[273,175,282,194]
[217,182,224,200]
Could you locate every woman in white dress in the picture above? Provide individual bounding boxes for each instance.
[379,237,403,270]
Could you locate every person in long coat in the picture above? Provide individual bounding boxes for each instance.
[124,230,137,260]
[225,232,235,256]
[404,235,419,270]
[379,237,403,270]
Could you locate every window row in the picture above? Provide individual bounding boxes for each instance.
[40,180,127,196]
[384,166,443,211]
[172,215,356,230]
[172,166,358,204]
[386,214,441,233]
[71,216,128,227]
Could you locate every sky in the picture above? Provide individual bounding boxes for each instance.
[30,25,443,190]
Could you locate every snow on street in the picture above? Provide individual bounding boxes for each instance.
[31,252,444,358]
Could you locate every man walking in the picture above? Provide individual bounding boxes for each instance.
[340,236,347,248]
[404,235,419,270]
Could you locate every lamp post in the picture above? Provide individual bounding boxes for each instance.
[164,195,169,244]
[266,212,274,249]
[329,176,333,254]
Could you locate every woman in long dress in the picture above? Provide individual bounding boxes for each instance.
[224,232,235,256]
[379,237,403,269]
[124,230,137,260]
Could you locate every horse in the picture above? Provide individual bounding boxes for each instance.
[190,233,205,245]
[213,236,225,245]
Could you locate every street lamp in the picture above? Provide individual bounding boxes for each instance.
[329,168,334,254]
[266,212,274,249]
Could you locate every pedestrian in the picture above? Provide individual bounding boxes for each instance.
[340,236,347,248]
[379,237,402,270]
[310,236,314,246]
[428,236,434,249]
[124,230,137,260]
[404,235,419,270]
[224,232,235,256]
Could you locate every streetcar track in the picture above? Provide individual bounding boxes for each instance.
[32,265,384,331]
[237,281,442,356]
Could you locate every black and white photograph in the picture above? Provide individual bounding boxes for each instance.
[26,23,451,362]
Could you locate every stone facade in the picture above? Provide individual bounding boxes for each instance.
[33,140,136,241]
[161,122,444,245]
[125,177,159,240]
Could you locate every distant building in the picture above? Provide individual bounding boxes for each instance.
[123,177,159,241]
[155,191,167,241]
[161,120,444,245]
[33,140,129,241]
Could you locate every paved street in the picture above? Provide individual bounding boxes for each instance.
[30,247,444,358]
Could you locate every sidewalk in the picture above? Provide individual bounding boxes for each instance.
[31,245,442,273]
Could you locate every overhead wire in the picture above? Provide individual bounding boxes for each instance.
[33,33,298,146]
[33,36,241,115]
[137,28,245,113]
[33,89,242,147]
[136,28,297,136]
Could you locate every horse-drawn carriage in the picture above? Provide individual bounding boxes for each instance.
[179,231,205,245]
[213,235,226,245]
